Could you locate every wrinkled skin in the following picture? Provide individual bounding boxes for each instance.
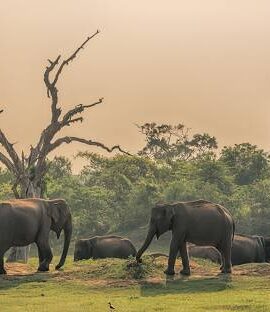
[136,200,234,276]
[0,198,72,274]
[74,235,137,261]
[188,234,270,266]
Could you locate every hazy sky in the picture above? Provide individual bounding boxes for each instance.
[1,1,270,170]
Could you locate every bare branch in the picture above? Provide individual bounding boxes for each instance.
[0,152,16,173]
[0,129,22,173]
[44,55,61,97]
[48,136,131,155]
[44,55,62,122]
[38,31,101,155]
[53,30,100,86]
[61,98,103,126]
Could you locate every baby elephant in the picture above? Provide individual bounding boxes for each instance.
[74,235,137,261]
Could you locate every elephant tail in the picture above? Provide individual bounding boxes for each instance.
[232,220,235,241]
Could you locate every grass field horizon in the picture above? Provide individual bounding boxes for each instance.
[1,256,270,311]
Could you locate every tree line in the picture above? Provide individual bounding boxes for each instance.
[0,122,269,240]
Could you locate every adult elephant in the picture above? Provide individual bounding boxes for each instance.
[74,236,136,261]
[231,234,268,265]
[136,200,234,275]
[188,234,270,265]
[0,198,72,274]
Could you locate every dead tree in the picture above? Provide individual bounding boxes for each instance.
[0,30,128,262]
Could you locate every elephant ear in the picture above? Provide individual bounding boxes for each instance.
[47,199,69,238]
[164,205,175,229]
[164,205,175,220]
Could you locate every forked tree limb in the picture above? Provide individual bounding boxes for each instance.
[36,30,102,160]
[44,30,99,119]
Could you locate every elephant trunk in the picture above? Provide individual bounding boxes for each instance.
[136,225,156,262]
[55,215,72,270]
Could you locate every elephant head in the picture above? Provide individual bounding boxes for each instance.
[136,203,175,261]
[47,199,72,269]
[74,239,94,261]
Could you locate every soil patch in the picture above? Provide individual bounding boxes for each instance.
[2,257,270,288]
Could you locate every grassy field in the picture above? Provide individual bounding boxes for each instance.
[1,256,270,311]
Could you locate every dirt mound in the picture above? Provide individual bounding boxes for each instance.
[2,258,270,287]
[4,263,35,276]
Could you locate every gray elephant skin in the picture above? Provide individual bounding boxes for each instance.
[188,234,270,265]
[232,234,270,265]
[74,235,137,261]
[188,245,221,263]
[136,200,235,275]
[0,198,72,274]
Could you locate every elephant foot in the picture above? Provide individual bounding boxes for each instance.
[221,267,232,274]
[136,257,142,264]
[180,268,191,276]
[164,268,175,276]
[0,267,7,275]
[55,263,63,270]
[37,265,49,272]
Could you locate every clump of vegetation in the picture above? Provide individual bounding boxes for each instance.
[67,256,164,281]
[125,256,163,279]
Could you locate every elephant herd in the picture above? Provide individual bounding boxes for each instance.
[0,198,268,276]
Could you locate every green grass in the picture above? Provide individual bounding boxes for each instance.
[1,257,270,311]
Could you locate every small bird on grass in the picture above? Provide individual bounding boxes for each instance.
[108,302,115,310]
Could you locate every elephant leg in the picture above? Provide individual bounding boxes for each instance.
[179,242,190,276]
[37,244,45,266]
[221,243,232,274]
[164,237,180,275]
[219,254,225,271]
[216,244,224,271]
[218,242,232,274]
[0,246,10,274]
[36,241,53,272]
[0,256,6,274]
